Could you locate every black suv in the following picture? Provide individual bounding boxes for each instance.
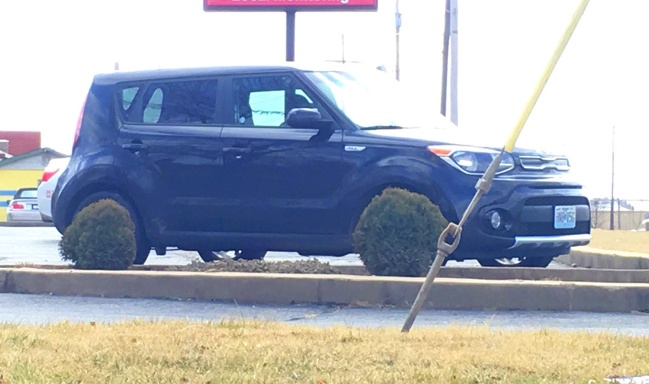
[52,63,591,267]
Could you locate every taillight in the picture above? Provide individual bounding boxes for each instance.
[41,168,59,183]
[73,99,86,145]
[41,159,64,183]
[10,202,25,210]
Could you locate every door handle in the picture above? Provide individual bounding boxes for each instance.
[121,142,148,152]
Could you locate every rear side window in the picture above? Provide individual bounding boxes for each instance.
[120,79,219,125]
[144,88,163,123]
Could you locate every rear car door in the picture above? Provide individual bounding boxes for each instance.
[115,77,227,234]
[217,72,347,235]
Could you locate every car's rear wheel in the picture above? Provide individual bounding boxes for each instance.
[72,191,151,265]
[198,249,267,262]
[478,256,554,268]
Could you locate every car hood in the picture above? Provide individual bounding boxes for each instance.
[365,127,562,157]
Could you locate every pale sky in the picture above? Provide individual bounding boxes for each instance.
[1,0,648,202]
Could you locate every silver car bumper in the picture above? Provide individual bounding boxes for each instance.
[7,210,43,222]
[508,234,591,250]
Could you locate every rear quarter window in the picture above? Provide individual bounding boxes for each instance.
[118,79,219,125]
[121,87,139,110]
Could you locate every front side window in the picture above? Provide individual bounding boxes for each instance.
[232,75,317,127]
[120,79,219,125]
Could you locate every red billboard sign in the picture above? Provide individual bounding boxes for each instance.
[204,0,378,11]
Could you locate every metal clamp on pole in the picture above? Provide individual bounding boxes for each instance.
[401,223,461,333]
[437,222,462,255]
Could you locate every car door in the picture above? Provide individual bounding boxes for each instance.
[115,77,227,234]
[217,72,347,235]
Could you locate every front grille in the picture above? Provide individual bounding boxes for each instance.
[525,196,590,206]
[513,196,590,236]
[516,221,590,236]
[519,155,570,171]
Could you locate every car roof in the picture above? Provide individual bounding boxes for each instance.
[92,62,379,85]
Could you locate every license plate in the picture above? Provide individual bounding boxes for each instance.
[554,205,576,229]
[32,204,39,210]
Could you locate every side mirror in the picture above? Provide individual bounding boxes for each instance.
[286,108,332,129]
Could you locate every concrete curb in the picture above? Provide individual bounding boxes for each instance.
[0,269,8,293]
[5,264,649,284]
[560,247,649,270]
[0,221,54,227]
[2,268,649,313]
[438,265,649,283]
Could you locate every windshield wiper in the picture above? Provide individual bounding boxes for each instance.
[361,125,405,130]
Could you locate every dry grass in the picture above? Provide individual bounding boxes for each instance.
[1,319,648,383]
[588,229,649,254]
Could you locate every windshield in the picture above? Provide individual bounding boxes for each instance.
[304,68,456,130]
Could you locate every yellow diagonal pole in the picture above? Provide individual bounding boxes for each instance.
[402,0,591,333]
[504,0,591,152]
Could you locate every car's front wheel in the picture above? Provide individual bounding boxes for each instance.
[478,256,555,268]
[72,191,151,265]
[197,249,267,262]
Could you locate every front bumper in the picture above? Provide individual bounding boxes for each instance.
[450,179,591,260]
[508,233,591,251]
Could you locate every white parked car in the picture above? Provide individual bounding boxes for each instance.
[37,157,70,222]
[6,187,40,222]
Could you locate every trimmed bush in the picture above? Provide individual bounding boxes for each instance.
[59,199,136,270]
[352,188,448,277]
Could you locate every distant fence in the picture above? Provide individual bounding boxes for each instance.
[590,198,649,230]
[591,210,648,230]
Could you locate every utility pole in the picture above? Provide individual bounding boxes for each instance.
[449,0,458,125]
[341,34,346,64]
[286,10,296,61]
[610,125,615,230]
[395,0,402,80]
[440,0,451,116]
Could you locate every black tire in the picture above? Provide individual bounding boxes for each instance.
[197,249,267,262]
[73,191,151,265]
[478,256,554,268]
[198,250,218,263]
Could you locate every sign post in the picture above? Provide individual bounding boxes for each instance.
[204,0,379,62]
[286,10,296,61]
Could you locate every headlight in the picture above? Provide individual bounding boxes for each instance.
[428,145,515,175]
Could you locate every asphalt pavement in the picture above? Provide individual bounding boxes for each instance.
[2,293,649,335]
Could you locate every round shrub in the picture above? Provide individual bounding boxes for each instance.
[352,187,448,277]
[59,198,136,270]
